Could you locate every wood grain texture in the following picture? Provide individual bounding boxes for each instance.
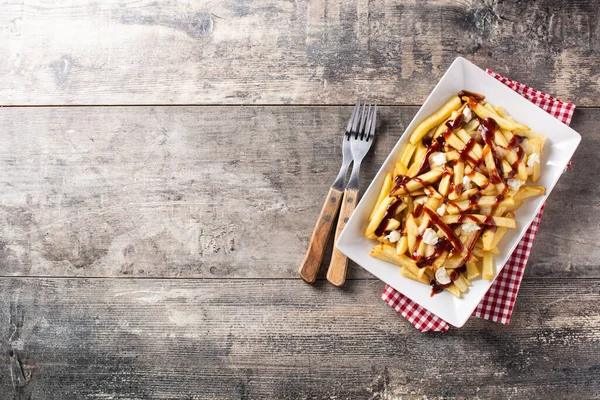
[1,1,599,397]
[1,278,598,399]
[327,188,359,286]
[299,186,342,283]
[0,106,597,279]
[1,0,599,105]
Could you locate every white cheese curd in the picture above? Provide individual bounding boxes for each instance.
[527,153,540,167]
[414,196,427,205]
[461,222,481,233]
[507,178,525,191]
[426,245,435,257]
[422,228,439,246]
[385,230,401,243]
[435,267,451,285]
[429,152,447,167]
[462,106,473,123]
[436,204,446,216]
[462,175,472,189]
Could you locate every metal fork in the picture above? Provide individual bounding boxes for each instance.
[327,103,377,286]
[298,102,362,283]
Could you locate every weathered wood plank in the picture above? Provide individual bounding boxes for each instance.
[1,0,599,105]
[1,278,598,399]
[0,106,597,279]
[526,107,600,279]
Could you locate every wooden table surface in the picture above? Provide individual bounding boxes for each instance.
[1,1,599,399]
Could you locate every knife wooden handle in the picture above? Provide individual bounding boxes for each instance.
[327,188,358,286]
[299,187,343,283]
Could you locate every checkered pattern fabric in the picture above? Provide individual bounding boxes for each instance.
[381,70,575,332]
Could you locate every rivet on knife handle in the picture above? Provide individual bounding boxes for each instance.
[299,187,343,283]
[327,188,359,286]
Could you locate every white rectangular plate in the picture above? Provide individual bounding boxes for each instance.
[336,57,581,328]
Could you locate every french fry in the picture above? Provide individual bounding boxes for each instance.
[483,102,496,114]
[446,283,462,298]
[539,135,547,150]
[483,145,507,194]
[501,160,512,178]
[449,160,464,200]
[427,187,444,204]
[369,173,392,222]
[394,162,408,178]
[482,251,494,280]
[495,131,509,147]
[466,261,480,279]
[453,273,468,292]
[409,96,462,144]
[400,144,416,167]
[406,157,423,178]
[405,196,414,214]
[438,168,453,197]
[481,226,495,251]
[445,150,460,161]
[441,215,516,228]
[521,137,533,154]
[455,188,479,201]
[464,168,490,189]
[447,196,514,214]
[406,214,418,254]
[424,268,434,280]
[370,244,420,276]
[506,186,546,211]
[518,158,528,182]
[445,131,482,161]
[488,211,513,249]
[365,196,395,237]
[443,255,467,269]
[396,235,408,255]
[432,251,449,270]
[456,129,483,156]
[494,105,509,118]
[502,128,514,143]
[384,218,401,232]
[490,228,508,249]
[400,266,430,285]
[471,102,530,131]
[463,274,472,286]
[515,129,544,139]
[390,169,444,196]
[415,241,428,266]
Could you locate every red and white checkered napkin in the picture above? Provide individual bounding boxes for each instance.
[381,70,576,332]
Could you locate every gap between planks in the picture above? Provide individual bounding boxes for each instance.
[1,104,599,109]
[0,275,594,281]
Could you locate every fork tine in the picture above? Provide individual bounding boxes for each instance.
[350,101,362,135]
[356,103,368,139]
[366,104,377,142]
[362,105,373,140]
[346,100,360,134]
[360,104,372,139]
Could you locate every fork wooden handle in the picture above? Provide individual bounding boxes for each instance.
[299,187,343,283]
[327,188,359,286]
